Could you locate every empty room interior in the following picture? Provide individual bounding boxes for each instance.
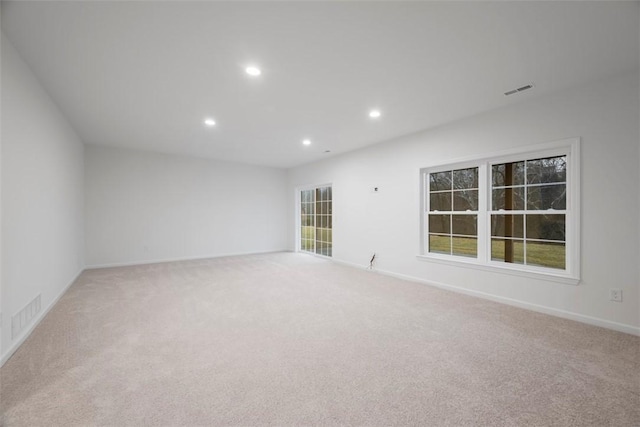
[1,1,639,425]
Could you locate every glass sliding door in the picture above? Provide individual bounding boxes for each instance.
[315,186,333,257]
[300,189,316,253]
[300,186,332,257]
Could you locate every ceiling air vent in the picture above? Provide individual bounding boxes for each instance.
[504,84,534,96]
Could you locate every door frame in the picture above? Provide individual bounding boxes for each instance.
[295,183,333,257]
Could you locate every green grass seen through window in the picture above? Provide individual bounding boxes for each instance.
[429,235,565,269]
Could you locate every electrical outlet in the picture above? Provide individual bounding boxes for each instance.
[610,289,623,302]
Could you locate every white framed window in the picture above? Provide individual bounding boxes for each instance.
[428,166,480,258]
[420,138,580,284]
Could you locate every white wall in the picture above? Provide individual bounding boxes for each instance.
[85,145,288,267]
[1,35,85,360]
[287,70,640,334]
[0,24,4,358]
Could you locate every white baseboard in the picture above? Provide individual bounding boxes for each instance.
[1,269,84,367]
[332,258,640,337]
[85,249,290,270]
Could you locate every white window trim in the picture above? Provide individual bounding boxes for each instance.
[418,138,580,285]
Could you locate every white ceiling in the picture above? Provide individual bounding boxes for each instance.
[2,1,638,168]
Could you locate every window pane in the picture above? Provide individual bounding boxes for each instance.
[430,192,451,211]
[527,156,566,184]
[491,214,524,238]
[526,241,565,269]
[527,184,566,210]
[492,187,525,210]
[453,190,478,211]
[452,237,477,257]
[302,226,314,240]
[430,171,452,191]
[492,162,525,187]
[327,187,332,200]
[491,239,525,264]
[526,214,565,241]
[429,234,450,254]
[453,168,478,189]
[429,215,450,234]
[452,215,477,236]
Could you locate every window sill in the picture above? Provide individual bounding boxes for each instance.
[415,254,580,285]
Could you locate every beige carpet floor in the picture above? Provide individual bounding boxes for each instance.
[1,252,639,426]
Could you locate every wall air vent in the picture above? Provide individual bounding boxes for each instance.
[504,84,534,96]
[12,294,42,340]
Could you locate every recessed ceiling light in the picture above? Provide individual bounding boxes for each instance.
[369,110,381,119]
[303,139,311,146]
[245,66,261,76]
[204,118,216,127]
